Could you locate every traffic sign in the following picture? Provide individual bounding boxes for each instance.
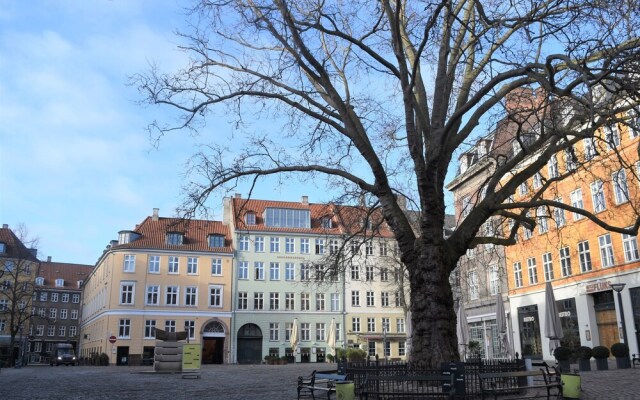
[109,335,117,344]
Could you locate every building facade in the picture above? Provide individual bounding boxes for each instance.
[79,209,234,365]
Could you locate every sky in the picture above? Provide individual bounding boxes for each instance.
[0,0,457,266]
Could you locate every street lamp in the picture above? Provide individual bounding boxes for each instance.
[611,283,628,345]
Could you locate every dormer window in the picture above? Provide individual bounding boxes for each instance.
[55,279,64,287]
[0,242,5,254]
[118,230,140,245]
[35,277,44,286]
[244,212,256,225]
[77,280,84,288]
[265,208,310,228]
[166,232,184,245]
[208,234,225,248]
[321,217,333,229]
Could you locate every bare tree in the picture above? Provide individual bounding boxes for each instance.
[133,0,640,366]
[0,224,40,366]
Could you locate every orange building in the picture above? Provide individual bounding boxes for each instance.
[505,110,640,359]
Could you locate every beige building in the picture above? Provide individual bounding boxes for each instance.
[79,209,234,365]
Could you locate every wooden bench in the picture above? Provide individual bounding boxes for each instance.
[297,370,347,400]
[359,373,457,399]
[478,368,561,400]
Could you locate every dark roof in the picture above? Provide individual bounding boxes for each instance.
[111,216,233,253]
[0,227,39,262]
[38,261,93,290]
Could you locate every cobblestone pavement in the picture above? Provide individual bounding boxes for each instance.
[1,360,640,399]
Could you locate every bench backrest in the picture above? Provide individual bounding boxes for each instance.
[478,369,550,391]
[316,373,347,381]
[361,374,455,396]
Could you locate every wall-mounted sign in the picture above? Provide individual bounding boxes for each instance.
[523,316,535,322]
[585,280,611,294]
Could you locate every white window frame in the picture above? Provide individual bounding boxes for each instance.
[598,233,615,268]
[570,189,584,220]
[145,285,160,306]
[123,255,135,273]
[120,282,135,305]
[622,231,640,263]
[578,241,592,272]
[527,257,538,285]
[168,256,179,274]
[148,255,160,273]
[187,257,198,275]
[590,180,606,213]
[542,252,554,281]
[209,285,223,307]
[612,169,629,204]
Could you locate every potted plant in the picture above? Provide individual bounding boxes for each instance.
[468,340,481,360]
[576,346,592,371]
[327,354,335,363]
[553,346,572,372]
[592,346,609,370]
[611,342,630,369]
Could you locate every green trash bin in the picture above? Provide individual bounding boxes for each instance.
[561,373,581,399]
[335,381,354,400]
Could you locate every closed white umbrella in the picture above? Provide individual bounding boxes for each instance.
[327,319,336,359]
[290,318,299,354]
[457,302,470,360]
[544,282,564,355]
[495,293,512,358]
[405,311,412,359]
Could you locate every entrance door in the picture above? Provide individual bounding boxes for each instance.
[202,338,225,364]
[237,323,263,364]
[594,291,618,350]
[116,346,129,366]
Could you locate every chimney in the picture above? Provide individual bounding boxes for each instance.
[235,193,241,199]
[47,256,52,262]
[2,224,7,229]
[29,248,38,258]
[152,208,159,222]
[301,196,309,204]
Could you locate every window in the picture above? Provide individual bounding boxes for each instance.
[315,239,325,254]
[542,253,554,281]
[527,258,538,284]
[144,319,156,339]
[331,293,340,311]
[537,206,548,233]
[187,257,198,275]
[166,232,183,245]
[559,247,572,277]
[285,263,295,281]
[120,283,135,305]
[35,276,44,286]
[165,320,176,333]
[316,323,326,341]
[168,256,179,274]
[365,242,374,256]
[564,148,578,171]
[269,262,280,280]
[209,286,222,307]
[118,319,131,338]
[380,268,389,282]
[185,320,195,340]
[254,262,265,280]
[239,235,249,251]
[270,237,280,253]
[300,238,310,254]
[461,195,471,218]
[351,241,360,255]
[590,180,606,213]
[612,169,629,204]
[379,241,388,256]
[300,263,311,281]
[570,189,584,220]
[575,241,592,272]
[254,292,264,310]
[548,155,559,178]
[628,110,640,139]
[285,292,295,310]
[51,292,59,302]
[55,278,64,287]
[365,266,374,281]
[300,293,310,311]
[366,291,375,307]
[238,292,248,310]
[321,216,333,229]
[350,265,360,280]
[554,198,566,228]
[397,318,405,333]
[399,341,406,357]
[264,208,311,228]
[244,212,256,225]
[208,234,225,248]
[70,309,78,320]
[513,262,523,288]
[40,292,48,301]
[533,172,543,189]
[166,286,178,305]
[489,265,500,295]
[238,261,248,279]
[368,341,376,357]
[146,285,160,305]
[599,233,615,268]
[72,294,79,303]
[36,325,44,336]
[519,181,528,196]
[285,238,295,253]
[605,123,621,149]
[381,292,390,307]
[46,325,55,337]
[60,309,68,319]
[301,323,310,341]
[622,232,640,262]
[185,287,198,306]
[469,270,479,300]
[583,137,597,160]
[123,255,135,273]
[59,326,66,337]
[210,258,222,275]
[269,292,280,310]
[316,293,326,311]
[351,317,360,332]
[351,290,360,306]
[255,236,265,252]
[69,326,77,337]
[49,308,57,319]
[367,318,376,332]
[269,323,280,341]
[148,255,160,273]
[329,239,339,254]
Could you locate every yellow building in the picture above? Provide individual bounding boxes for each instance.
[79,209,234,365]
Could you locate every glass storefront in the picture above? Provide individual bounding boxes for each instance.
[469,320,499,358]
[557,297,580,351]
[518,305,542,359]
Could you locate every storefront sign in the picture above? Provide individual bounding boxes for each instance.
[523,316,535,322]
[585,280,611,294]
[558,311,571,318]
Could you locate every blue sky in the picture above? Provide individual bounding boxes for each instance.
[0,1,457,266]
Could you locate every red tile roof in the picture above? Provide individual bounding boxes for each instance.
[0,227,39,262]
[112,216,233,253]
[39,262,93,290]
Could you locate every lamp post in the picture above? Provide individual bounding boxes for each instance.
[611,283,628,345]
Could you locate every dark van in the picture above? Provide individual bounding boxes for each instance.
[50,343,77,366]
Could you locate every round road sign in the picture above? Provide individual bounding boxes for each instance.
[109,335,117,344]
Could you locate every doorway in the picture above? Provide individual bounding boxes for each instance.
[116,346,129,366]
[237,323,263,364]
[594,291,618,350]
[202,320,227,364]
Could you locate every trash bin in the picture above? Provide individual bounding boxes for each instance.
[335,381,355,400]
[561,373,581,399]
